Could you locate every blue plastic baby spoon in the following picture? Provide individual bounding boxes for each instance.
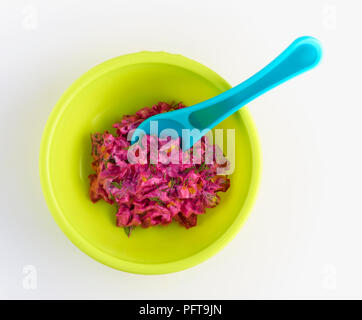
[132,36,322,149]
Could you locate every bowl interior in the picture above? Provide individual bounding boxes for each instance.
[40,52,260,273]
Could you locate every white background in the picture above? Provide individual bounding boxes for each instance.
[1,0,361,299]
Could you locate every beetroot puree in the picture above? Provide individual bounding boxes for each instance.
[89,102,230,236]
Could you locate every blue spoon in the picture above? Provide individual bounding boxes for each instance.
[131,36,322,150]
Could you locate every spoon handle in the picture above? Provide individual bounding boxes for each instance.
[189,36,322,130]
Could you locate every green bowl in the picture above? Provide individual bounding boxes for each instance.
[39,52,261,274]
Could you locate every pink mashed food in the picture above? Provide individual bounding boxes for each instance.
[89,102,230,236]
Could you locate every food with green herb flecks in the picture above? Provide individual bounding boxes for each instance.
[88,102,230,236]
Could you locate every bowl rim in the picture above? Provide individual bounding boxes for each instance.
[39,51,262,274]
